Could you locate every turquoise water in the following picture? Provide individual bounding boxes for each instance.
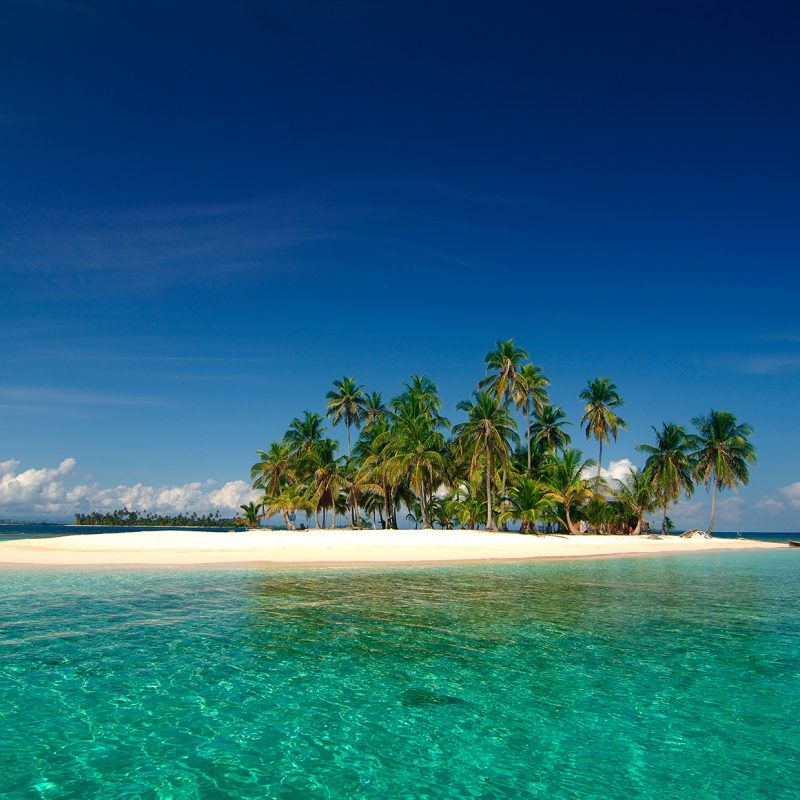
[1,552,798,799]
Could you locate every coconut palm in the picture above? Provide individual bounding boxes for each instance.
[544,448,596,534]
[362,392,387,430]
[239,501,261,528]
[513,363,550,473]
[308,438,346,528]
[690,410,757,534]
[531,403,572,454]
[263,484,312,531]
[250,441,297,497]
[479,338,529,407]
[285,412,326,463]
[579,377,627,477]
[452,391,519,531]
[613,469,658,535]
[385,412,447,530]
[637,423,695,534]
[499,477,554,533]
[392,375,446,425]
[326,377,367,456]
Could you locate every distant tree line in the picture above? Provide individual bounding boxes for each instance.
[74,508,238,527]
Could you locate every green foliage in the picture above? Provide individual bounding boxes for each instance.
[240,339,756,536]
[74,509,237,527]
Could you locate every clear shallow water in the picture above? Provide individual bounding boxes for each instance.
[0,553,798,799]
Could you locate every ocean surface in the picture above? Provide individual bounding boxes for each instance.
[0,549,798,799]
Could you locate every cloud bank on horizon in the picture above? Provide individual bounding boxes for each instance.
[0,457,796,530]
[0,458,255,519]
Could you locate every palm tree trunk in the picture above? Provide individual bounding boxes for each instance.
[329,499,336,529]
[597,439,603,479]
[419,482,430,529]
[346,422,351,457]
[661,503,667,534]
[486,448,494,531]
[706,478,718,535]
[632,517,642,535]
[565,502,577,534]
[526,400,531,474]
[282,510,290,530]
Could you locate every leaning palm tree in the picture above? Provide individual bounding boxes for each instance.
[531,403,572,454]
[452,391,519,531]
[499,477,554,533]
[513,362,550,473]
[637,422,695,534]
[543,448,596,533]
[326,377,367,457]
[613,469,658,535]
[691,410,757,534]
[579,377,627,477]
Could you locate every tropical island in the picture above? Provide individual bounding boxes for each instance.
[246,338,757,537]
[1,338,775,568]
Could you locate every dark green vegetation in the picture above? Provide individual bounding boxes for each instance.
[73,509,237,527]
[250,340,757,534]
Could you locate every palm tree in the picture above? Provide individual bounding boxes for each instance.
[392,375,446,425]
[250,441,297,498]
[239,501,261,528]
[385,412,447,529]
[452,391,519,531]
[355,419,397,529]
[613,469,658,535]
[479,338,529,407]
[513,363,550,473]
[637,423,695,534]
[544,448,596,534]
[691,410,757,534]
[499,478,554,533]
[362,392,387,430]
[326,377,367,456]
[579,377,627,477]
[531,403,572,454]
[263,485,312,531]
[308,438,345,528]
[285,412,326,462]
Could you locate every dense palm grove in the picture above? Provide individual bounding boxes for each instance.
[249,339,757,535]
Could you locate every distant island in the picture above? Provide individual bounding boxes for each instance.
[74,508,239,527]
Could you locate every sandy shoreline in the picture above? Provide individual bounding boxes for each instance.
[0,529,786,568]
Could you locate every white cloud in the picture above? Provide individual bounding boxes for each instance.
[0,458,256,518]
[754,496,786,514]
[780,482,800,509]
[582,458,637,485]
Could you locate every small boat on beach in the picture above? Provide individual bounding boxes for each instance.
[790,540,800,547]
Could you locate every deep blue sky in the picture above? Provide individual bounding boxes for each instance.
[1,0,798,528]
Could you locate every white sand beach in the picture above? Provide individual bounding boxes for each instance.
[0,529,785,567]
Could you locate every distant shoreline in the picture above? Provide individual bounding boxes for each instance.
[0,529,786,568]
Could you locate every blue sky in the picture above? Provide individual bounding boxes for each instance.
[1,0,799,529]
